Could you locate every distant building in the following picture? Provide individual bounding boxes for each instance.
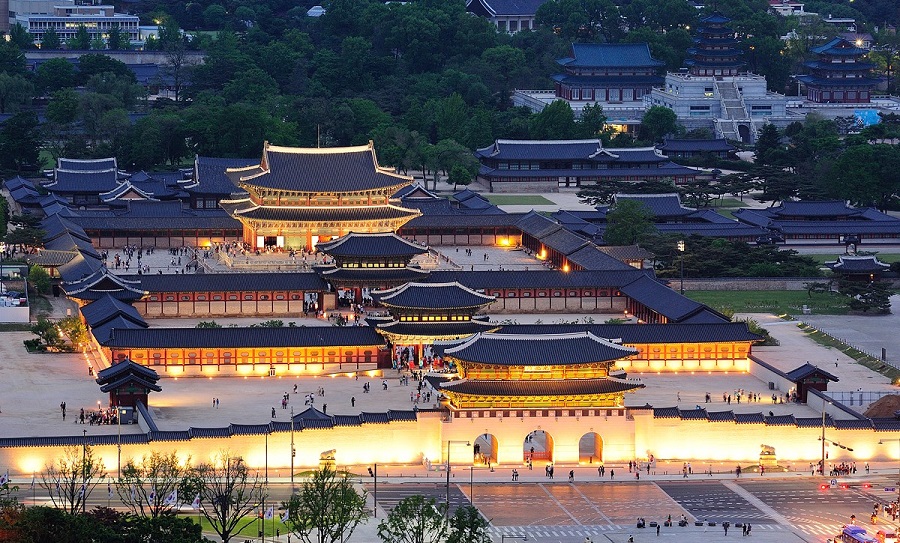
[649,12,789,143]
[473,139,700,192]
[768,0,805,16]
[465,0,548,33]
[657,138,736,159]
[12,2,140,47]
[797,37,882,104]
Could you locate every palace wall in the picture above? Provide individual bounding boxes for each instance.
[133,292,336,318]
[87,233,242,250]
[0,409,893,479]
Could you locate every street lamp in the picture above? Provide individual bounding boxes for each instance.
[677,240,686,295]
[820,399,853,476]
[445,440,470,518]
[82,429,87,513]
[879,439,900,506]
[290,406,295,488]
[117,406,126,480]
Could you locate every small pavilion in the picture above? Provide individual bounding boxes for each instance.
[785,363,839,403]
[826,255,891,281]
[95,358,161,408]
[371,282,498,367]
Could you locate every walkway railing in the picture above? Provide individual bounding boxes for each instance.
[797,320,894,368]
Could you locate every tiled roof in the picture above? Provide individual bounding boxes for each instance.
[811,37,869,56]
[596,245,654,261]
[467,0,548,16]
[658,138,736,152]
[560,43,664,68]
[58,157,117,171]
[826,255,890,273]
[96,357,160,383]
[25,249,77,267]
[373,282,495,310]
[223,202,421,223]
[47,170,120,194]
[190,156,255,195]
[376,320,498,338]
[770,200,861,218]
[734,413,765,424]
[102,326,386,349]
[440,377,643,396]
[56,253,104,284]
[652,407,681,418]
[834,419,874,430]
[517,211,563,238]
[318,267,430,283]
[475,139,602,161]
[540,228,590,255]
[80,293,146,328]
[316,232,427,259]
[445,331,637,366]
[615,194,696,218]
[764,415,796,426]
[62,269,144,297]
[785,363,839,382]
[41,214,92,242]
[402,213,521,229]
[426,268,650,290]
[136,272,328,293]
[100,181,156,202]
[706,410,735,422]
[481,164,695,179]
[227,143,413,193]
[98,373,162,393]
[90,315,148,343]
[679,408,708,420]
[496,322,761,344]
[551,74,664,86]
[44,232,101,259]
[620,275,726,323]
[566,245,635,270]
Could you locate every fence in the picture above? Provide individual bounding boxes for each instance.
[797,320,895,369]
[824,391,898,406]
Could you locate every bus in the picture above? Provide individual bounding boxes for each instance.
[841,526,878,543]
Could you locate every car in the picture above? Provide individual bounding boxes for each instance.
[876,530,897,543]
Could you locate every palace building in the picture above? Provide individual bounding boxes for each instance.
[315,232,430,299]
[437,331,644,410]
[220,142,421,250]
[797,37,882,104]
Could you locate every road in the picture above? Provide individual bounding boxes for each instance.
[12,476,900,543]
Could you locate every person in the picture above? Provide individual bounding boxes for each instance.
[271,407,276,419]
[628,535,634,542]
[351,397,356,407]
[657,523,660,536]
[569,470,574,482]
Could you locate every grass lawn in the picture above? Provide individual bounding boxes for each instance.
[706,198,749,208]
[483,194,555,206]
[184,514,285,538]
[685,290,849,316]
[805,253,900,264]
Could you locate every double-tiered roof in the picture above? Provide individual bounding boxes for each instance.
[315,232,431,289]
[685,12,745,76]
[221,142,421,250]
[797,37,882,103]
[438,331,643,409]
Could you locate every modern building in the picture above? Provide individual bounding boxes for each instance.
[220,142,421,250]
[797,37,882,104]
[474,139,700,192]
[649,12,789,143]
[464,0,548,33]
[13,2,140,47]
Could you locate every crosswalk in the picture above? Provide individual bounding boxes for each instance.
[489,522,840,538]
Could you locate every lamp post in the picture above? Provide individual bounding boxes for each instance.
[290,406,295,488]
[82,429,87,513]
[879,439,900,507]
[677,240,686,294]
[820,398,853,476]
[117,406,125,480]
[445,440,470,518]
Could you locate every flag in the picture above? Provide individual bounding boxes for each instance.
[280,508,290,523]
[78,484,85,498]
[30,475,35,490]
[148,489,156,502]
[264,506,274,520]
[130,485,136,502]
[0,470,8,485]
[55,479,61,495]
[191,494,200,510]
[164,489,177,506]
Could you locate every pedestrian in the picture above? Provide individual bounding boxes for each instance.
[323,403,327,414]
[610,469,614,479]
[746,523,751,536]
[724,522,729,536]
[657,523,661,536]
[569,470,574,482]
[271,407,276,419]
[351,396,356,407]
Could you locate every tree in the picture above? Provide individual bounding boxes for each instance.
[106,25,127,51]
[529,100,577,140]
[840,280,893,314]
[76,54,135,85]
[40,445,107,515]
[36,58,77,95]
[29,264,51,295]
[0,72,34,114]
[604,199,657,246]
[377,495,448,543]
[193,451,264,543]
[283,465,367,543]
[41,27,61,50]
[9,23,34,49]
[754,123,781,166]
[0,111,41,172]
[639,105,678,143]
[58,315,88,350]
[447,505,491,543]
[68,25,92,50]
[0,38,26,76]
[448,164,473,191]
[118,451,188,519]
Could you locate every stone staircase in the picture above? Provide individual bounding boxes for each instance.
[714,80,755,142]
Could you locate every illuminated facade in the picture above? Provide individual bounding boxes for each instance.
[15,4,140,47]
[438,332,644,410]
[221,142,421,250]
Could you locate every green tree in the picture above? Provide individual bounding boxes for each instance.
[90,36,106,50]
[0,72,34,113]
[754,123,782,166]
[839,280,893,314]
[46,88,79,124]
[29,264,51,295]
[76,54,135,84]
[106,25,127,50]
[536,0,623,41]
[9,23,34,49]
[36,58,77,95]
[447,505,491,543]
[118,451,188,519]
[826,144,900,210]
[58,315,88,349]
[0,38,27,75]
[68,25,92,50]
[604,199,657,246]
[639,105,678,143]
[40,445,106,514]
[40,27,61,50]
[283,465,367,543]
[448,164,474,191]
[377,494,448,543]
[0,111,41,172]
[530,100,577,140]
[193,452,264,543]
[196,321,222,328]
[576,102,609,140]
